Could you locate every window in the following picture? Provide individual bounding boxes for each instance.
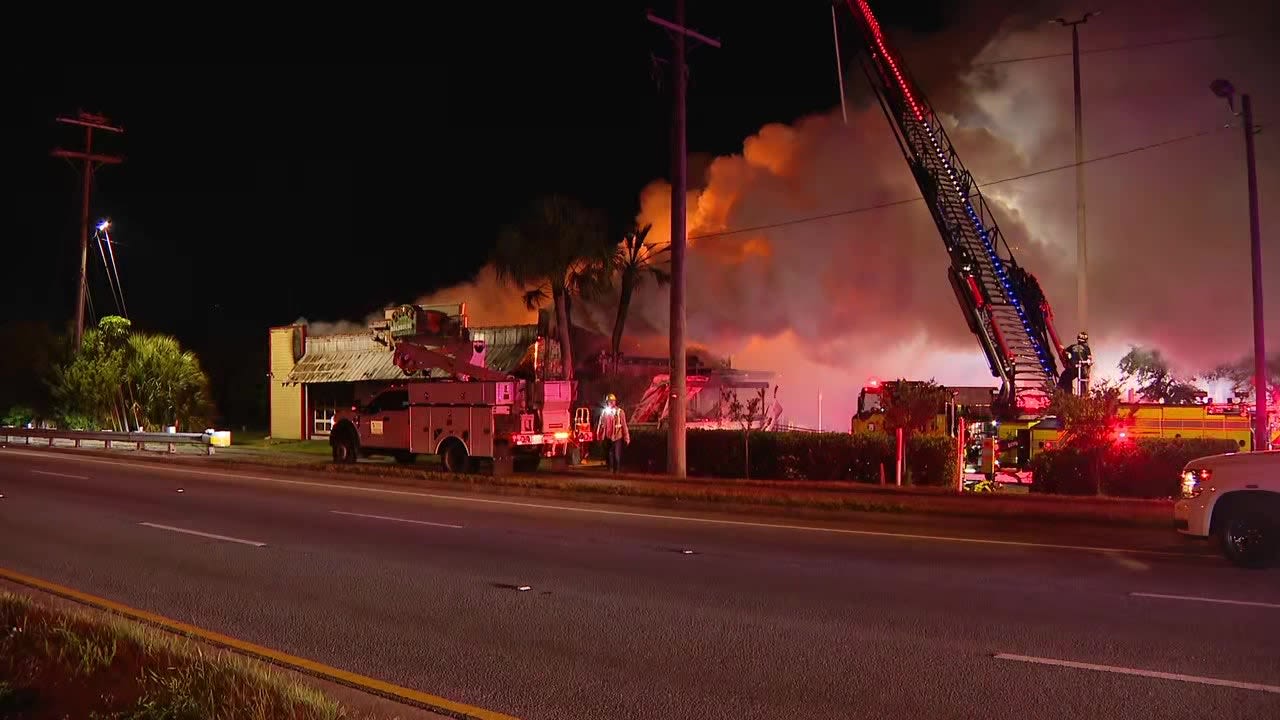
[313,407,336,436]
[382,390,409,410]
[307,383,355,438]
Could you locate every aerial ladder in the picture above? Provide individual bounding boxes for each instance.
[840,0,1071,417]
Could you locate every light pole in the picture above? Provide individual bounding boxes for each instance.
[1054,12,1099,343]
[1211,78,1269,451]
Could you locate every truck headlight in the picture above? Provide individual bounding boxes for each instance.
[1181,468,1212,498]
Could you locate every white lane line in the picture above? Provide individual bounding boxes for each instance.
[32,469,90,480]
[1131,592,1280,609]
[0,448,1209,558]
[994,653,1280,694]
[330,510,462,529]
[138,522,266,548]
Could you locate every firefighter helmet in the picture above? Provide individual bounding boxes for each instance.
[604,393,617,404]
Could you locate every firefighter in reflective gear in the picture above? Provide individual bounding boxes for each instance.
[596,393,631,474]
[1058,331,1094,394]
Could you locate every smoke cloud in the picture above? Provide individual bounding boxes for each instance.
[293,317,371,337]
[615,0,1279,426]
[399,0,1279,428]
[414,265,538,327]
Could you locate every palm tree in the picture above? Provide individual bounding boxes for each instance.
[125,333,215,430]
[608,223,669,372]
[492,195,611,380]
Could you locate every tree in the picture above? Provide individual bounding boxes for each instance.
[882,379,949,439]
[50,316,215,431]
[608,223,670,372]
[1051,381,1124,450]
[1118,346,1205,405]
[50,323,127,430]
[492,195,612,380]
[125,334,215,430]
[1049,381,1129,495]
[720,386,766,479]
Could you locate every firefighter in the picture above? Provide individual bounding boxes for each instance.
[1058,331,1094,394]
[596,393,631,474]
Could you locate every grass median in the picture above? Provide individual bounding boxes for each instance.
[0,591,367,720]
[310,459,1175,528]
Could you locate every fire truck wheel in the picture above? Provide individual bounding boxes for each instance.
[440,440,469,474]
[331,431,357,464]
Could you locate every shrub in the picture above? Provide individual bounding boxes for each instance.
[621,428,955,484]
[1031,438,1241,498]
[2,405,35,428]
[906,433,958,487]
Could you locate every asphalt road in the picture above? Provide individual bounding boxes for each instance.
[1,447,1277,720]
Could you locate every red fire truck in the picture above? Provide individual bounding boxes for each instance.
[328,304,593,473]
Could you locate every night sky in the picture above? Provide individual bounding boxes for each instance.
[4,0,1277,427]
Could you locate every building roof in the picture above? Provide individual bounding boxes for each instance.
[283,325,545,385]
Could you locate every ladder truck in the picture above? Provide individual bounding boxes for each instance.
[839,0,1077,418]
[328,304,593,474]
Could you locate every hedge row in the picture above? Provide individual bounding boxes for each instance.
[618,429,957,486]
[1029,438,1241,498]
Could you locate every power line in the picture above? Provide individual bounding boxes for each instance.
[688,127,1223,241]
[971,31,1237,68]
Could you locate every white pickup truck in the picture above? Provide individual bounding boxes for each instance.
[1175,450,1280,568]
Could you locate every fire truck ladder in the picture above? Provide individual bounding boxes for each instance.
[842,0,1063,415]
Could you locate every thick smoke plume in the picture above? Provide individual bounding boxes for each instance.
[603,0,1280,427]
[414,265,538,327]
[404,0,1279,427]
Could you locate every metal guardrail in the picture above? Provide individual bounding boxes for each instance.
[0,427,223,455]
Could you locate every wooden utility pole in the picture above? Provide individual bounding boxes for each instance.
[52,111,124,348]
[1210,79,1269,451]
[1241,93,1270,451]
[648,1,719,478]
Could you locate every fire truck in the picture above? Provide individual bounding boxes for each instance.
[853,377,1272,479]
[328,304,593,473]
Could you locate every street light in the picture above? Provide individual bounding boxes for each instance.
[1053,11,1100,350]
[1210,77,1269,451]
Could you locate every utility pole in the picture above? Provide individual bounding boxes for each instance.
[52,111,124,348]
[1210,78,1268,451]
[1054,12,1098,341]
[648,1,720,478]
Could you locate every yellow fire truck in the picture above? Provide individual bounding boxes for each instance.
[852,379,1271,479]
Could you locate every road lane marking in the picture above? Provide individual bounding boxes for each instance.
[0,566,519,720]
[330,510,462,529]
[138,522,266,547]
[1130,592,1280,609]
[0,448,1212,559]
[994,653,1280,694]
[32,469,89,480]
